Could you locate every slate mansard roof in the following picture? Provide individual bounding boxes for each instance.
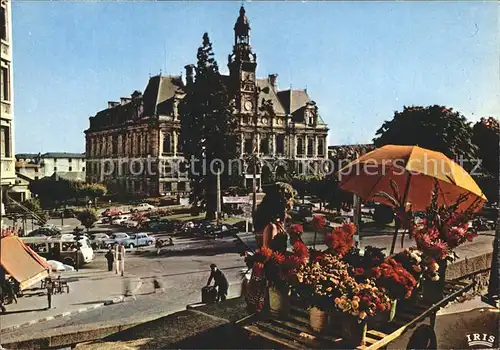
[88,73,326,131]
[87,75,184,131]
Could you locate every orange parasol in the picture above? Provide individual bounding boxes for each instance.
[337,145,486,253]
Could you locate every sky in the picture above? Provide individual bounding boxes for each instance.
[12,1,499,153]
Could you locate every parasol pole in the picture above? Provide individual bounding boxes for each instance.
[390,173,412,255]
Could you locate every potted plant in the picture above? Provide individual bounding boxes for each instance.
[296,253,351,333]
[334,280,392,347]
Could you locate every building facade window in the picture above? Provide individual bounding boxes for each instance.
[178,182,186,191]
[276,134,285,155]
[260,136,269,155]
[163,132,172,154]
[244,137,253,154]
[318,138,325,156]
[54,167,57,171]
[1,66,10,101]
[82,167,85,172]
[163,182,172,192]
[0,6,7,41]
[112,135,118,155]
[68,158,72,162]
[69,166,72,171]
[307,137,314,156]
[0,126,10,157]
[297,137,304,156]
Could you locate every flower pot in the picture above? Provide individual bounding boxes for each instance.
[309,307,328,333]
[328,309,342,333]
[268,286,290,317]
[340,316,367,347]
[371,300,397,328]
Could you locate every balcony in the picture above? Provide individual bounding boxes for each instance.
[1,158,15,182]
[1,40,10,58]
[1,101,11,116]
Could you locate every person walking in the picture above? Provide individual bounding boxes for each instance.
[105,248,114,272]
[46,278,53,309]
[206,264,229,302]
[115,243,125,276]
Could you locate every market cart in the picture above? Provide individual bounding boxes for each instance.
[236,280,474,349]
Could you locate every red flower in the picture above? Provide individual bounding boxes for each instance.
[292,240,309,261]
[289,224,304,235]
[311,215,326,231]
[342,222,357,236]
[272,252,286,264]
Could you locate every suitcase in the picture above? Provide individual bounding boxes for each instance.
[202,286,217,304]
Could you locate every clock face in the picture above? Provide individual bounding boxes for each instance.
[244,100,253,111]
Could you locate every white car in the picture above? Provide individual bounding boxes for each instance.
[103,232,130,247]
[131,203,156,212]
[112,215,131,225]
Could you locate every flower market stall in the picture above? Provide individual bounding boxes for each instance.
[237,222,476,348]
[237,179,483,349]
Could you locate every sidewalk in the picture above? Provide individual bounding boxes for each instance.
[0,268,142,331]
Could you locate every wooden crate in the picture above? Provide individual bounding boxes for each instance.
[236,281,474,349]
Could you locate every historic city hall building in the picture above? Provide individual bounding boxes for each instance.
[85,7,329,196]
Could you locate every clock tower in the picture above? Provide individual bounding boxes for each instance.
[228,6,257,115]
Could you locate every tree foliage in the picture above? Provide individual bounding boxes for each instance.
[22,198,41,213]
[76,208,98,232]
[472,117,499,202]
[29,178,78,206]
[77,183,107,201]
[373,105,478,168]
[472,117,499,178]
[180,33,238,219]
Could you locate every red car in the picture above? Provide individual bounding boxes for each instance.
[102,208,123,217]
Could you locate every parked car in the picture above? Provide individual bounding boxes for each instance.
[89,233,111,249]
[27,226,62,237]
[131,203,156,212]
[102,208,123,217]
[103,232,130,248]
[111,215,131,225]
[144,219,176,232]
[204,224,239,238]
[123,233,155,248]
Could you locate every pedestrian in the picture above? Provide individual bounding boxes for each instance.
[206,263,229,302]
[115,243,125,276]
[105,248,114,272]
[153,278,164,293]
[155,239,162,256]
[123,278,136,301]
[46,278,53,309]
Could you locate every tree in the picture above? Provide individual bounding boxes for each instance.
[180,33,238,219]
[472,117,499,177]
[29,178,78,207]
[22,198,41,212]
[373,105,478,169]
[76,208,98,232]
[472,117,499,203]
[77,183,107,202]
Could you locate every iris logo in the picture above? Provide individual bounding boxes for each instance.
[466,333,496,348]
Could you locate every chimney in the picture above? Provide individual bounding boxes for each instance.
[120,97,131,105]
[107,101,119,108]
[268,74,278,90]
[184,64,195,85]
